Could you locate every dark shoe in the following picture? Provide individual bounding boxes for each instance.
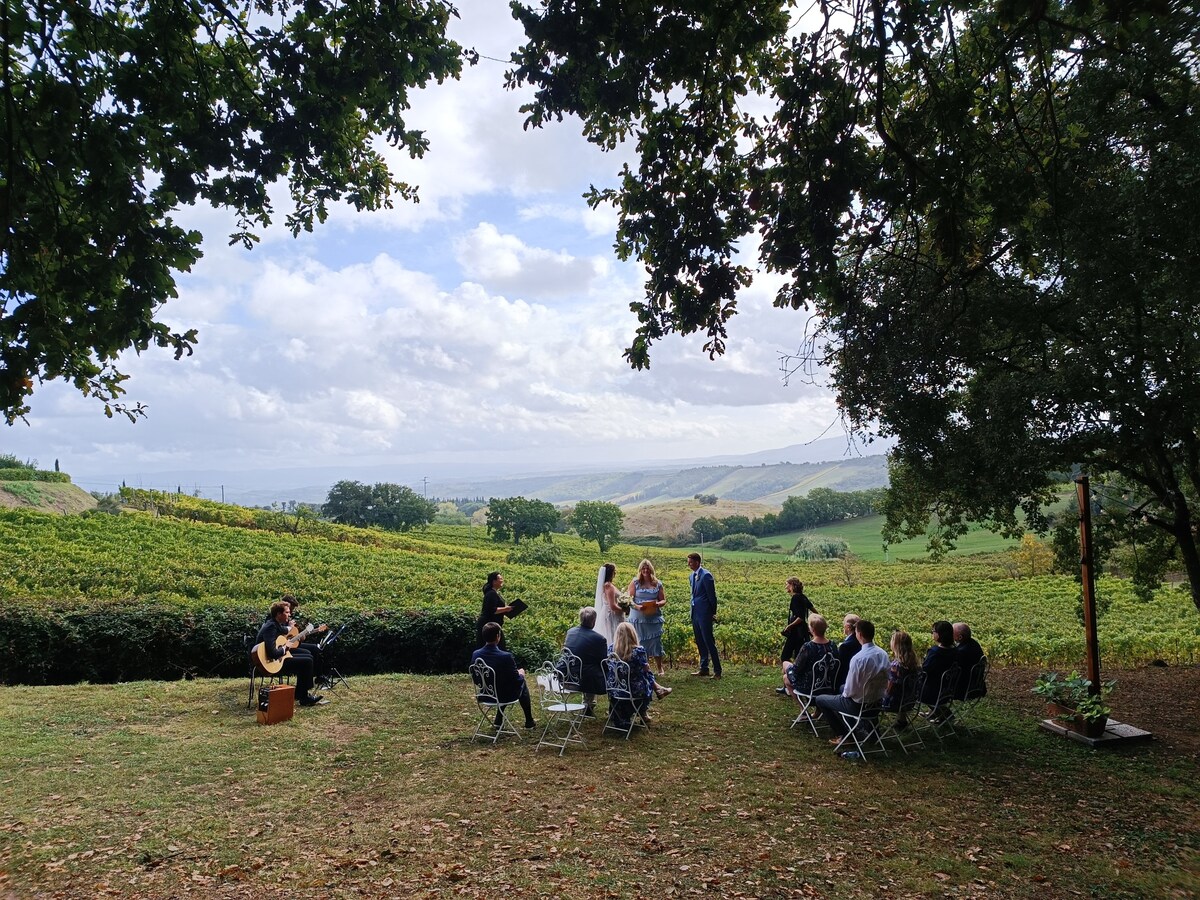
[524,720,537,729]
[689,670,710,677]
[299,694,328,707]
[583,707,596,718]
[712,672,722,679]
[775,686,788,695]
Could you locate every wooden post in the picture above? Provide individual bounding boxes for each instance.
[1075,476,1102,693]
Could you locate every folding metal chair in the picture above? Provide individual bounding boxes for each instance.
[913,665,961,747]
[602,655,647,740]
[831,670,891,760]
[534,663,588,755]
[556,647,584,696]
[790,654,840,736]
[878,670,926,754]
[469,658,521,743]
[954,656,989,736]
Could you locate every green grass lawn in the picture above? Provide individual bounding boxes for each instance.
[698,514,1020,561]
[1,665,1195,899]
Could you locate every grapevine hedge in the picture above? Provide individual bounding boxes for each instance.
[0,495,1196,685]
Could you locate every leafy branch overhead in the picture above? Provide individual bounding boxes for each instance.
[0,0,468,422]
[508,0,1200,612]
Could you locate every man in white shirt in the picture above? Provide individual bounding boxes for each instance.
[812,619,890,739]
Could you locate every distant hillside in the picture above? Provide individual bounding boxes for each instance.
[0,480,96,514]
[437,454,889,509]
[620,498,779,539]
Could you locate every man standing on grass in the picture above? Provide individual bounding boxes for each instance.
[687,552,721,679]
[812,619,889,740]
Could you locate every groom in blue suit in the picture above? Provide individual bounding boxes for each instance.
[688,552,721,678]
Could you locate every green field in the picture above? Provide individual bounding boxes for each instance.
[1,492,1198,675]
[722,514,1021,561]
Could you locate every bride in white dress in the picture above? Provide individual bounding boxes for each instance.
[593,562,626,646]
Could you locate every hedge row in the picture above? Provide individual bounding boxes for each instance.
[0,599,557,686]
[0,468,71,483]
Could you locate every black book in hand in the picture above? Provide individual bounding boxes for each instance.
[507,598,529,617]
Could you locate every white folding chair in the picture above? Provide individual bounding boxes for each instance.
[914,665,961,747]
[556,647,585,696]
[790,654,840,736]
[954,657,989,736]
[534,663,588,755]
[469,658,521,743]
[878,670,926,754]
[602,655,647,740]
[832,670,890,760]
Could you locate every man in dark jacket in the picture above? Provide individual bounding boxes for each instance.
[471,622,536,729]
[563,606,608,716]
[834,613,862,689]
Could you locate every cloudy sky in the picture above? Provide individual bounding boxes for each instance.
[5,1,843,495]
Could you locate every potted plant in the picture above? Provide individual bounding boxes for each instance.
[1032,671,1115,737]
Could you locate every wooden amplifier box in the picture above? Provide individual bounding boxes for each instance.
[256,684,295,725]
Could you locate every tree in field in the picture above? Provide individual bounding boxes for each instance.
[486,496,560,544]
[323,480,435,532]
[508,0,1200,613]
[569,500,625,553]
[323,481,375,528]
[1,0,468,423]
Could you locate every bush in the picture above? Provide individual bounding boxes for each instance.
[506,542,565,568]
[790,535,850,561]
[0,599,483,685]
[719,532,758,551]
[0,468,70,483]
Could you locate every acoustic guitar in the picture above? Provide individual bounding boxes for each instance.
[251,623,314,675]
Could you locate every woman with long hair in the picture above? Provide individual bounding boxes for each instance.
[611,621,669,723]
[628,558,667,675]
[882,630,920,726]
[594,562,626,645]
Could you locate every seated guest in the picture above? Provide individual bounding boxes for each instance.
[921,620,959,717]
[834,614,862,689]
[781,613,836,698]
[881,630,920,727]
[812,619,890,740]
[471,623,536,730]
[953,622,986,700]
[611,622,665,726]
[562,607,608,716]
[255,601,326,707]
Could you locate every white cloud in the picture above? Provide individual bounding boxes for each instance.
[4,0,846,490]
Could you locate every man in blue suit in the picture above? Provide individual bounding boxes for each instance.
[687,552,722,678]
[562,607,608,716]
[471,622,536,729]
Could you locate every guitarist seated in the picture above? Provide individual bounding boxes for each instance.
[255,601,327,707]
[281,595,331,688]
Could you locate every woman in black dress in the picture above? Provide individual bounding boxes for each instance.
[477,571,514,647]
[780,577,818,662]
